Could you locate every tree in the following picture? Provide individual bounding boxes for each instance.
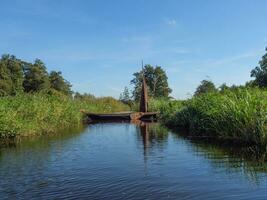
[49,71,72,95]
[219,83,229,92]
[0,61,12,96]
[0,54,24,96]
[74,92,95,100]
[194,79,217,96]
[23,59,50,93]
[119,87,132,105]
[130,65,172,101]
[251,47,267,87]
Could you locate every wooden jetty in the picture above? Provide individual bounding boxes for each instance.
[86,62,158,122]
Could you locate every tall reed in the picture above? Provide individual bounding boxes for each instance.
[151,88,267,145]
[0,94,129,138]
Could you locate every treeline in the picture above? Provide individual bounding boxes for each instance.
[0,54,130,139]
[194,47,267,96]
[0,54,72,96]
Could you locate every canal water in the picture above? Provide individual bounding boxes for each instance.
[1,122,267,200]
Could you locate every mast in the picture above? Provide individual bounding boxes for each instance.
[139,61,148,112]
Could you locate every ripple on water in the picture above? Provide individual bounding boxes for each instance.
[1,123,267,200]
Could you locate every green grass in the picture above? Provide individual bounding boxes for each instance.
[148,98,184,123]
[150,88,267,145]
[0,93,129,138]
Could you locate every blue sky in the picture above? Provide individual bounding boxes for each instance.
[1,0,267,99]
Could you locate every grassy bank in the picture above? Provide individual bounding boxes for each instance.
[0,93,129,138]
[149,88,267,145]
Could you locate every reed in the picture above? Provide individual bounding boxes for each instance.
[0,93,129,138]
[150,88,267,145]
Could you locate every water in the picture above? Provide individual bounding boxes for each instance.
[1,122,267,200]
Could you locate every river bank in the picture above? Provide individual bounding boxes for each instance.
[149,87,267,146]
[0,93,129,138]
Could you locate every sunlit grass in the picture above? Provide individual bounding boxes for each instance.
[150,88,267,145]
[0,94,129,138]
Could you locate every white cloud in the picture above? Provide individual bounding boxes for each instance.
[166,19,177,26]
[198,49,263,69]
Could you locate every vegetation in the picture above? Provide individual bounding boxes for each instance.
[0,54,72,96]
[130,64,172,101]
[150,88,267,145]
[251,47,267,87]
[149,47,267,146]
[0,93,129,138]
[194,79,217,96]
[0,54,129,139]
[2,46,267,146]
[119,87,132,108]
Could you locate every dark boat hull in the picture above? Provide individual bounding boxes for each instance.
[86,112,158,122]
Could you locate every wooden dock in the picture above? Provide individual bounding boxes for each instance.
[86,112,158,122]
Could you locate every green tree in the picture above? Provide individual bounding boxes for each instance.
[49,71,72,95]
[194,79,217,96]
[0,61,12,96]
[74,92,96,100]
[131,65,172,101]
[251,47,267,87]
[23,59,50,93]
[0,54,24,96]
[119,86,132,106]
[219,83,229,92]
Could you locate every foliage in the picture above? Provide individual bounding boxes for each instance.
[0,54,24,96]
[130,65,172,101]
[23,59,50,93]
[218,83,230,92]
[119,86,133,108]
[74,92,96,100]
[158,88,267,145]
[148,98,184,123]
[49,71,72,96]
[0,54,72,96]
[251,47,267,87]
[77,96,130,114]
[194,79,217,96]
[0,94,129,138]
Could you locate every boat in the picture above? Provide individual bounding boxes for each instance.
[86,112,158,122]
[86,62,158,122]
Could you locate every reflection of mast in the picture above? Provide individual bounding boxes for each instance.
[140,61,148,113]
[139,122,149,175]
[140,122,149,158]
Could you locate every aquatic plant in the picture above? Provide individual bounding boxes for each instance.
[0,93,129,138]
[153,88,267,145]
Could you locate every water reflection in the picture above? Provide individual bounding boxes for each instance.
[134,121,168,157]
[1,122,267,199]
[135,122,267,185]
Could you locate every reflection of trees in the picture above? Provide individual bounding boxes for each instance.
[0,125,87,149]
[171,131,267,185]
[0,125,87,199]
[193,143,267,185]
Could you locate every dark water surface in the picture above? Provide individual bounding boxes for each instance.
[1,122,267,200]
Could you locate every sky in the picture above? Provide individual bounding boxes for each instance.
[1,0,267,99]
